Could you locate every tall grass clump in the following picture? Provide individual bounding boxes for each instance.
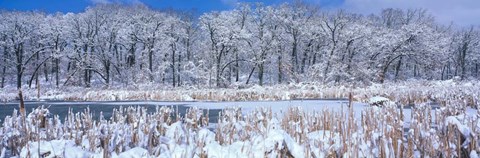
[0,100,478,157]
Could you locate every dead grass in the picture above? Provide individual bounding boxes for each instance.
[0,99,478,157]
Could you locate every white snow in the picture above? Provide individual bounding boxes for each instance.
[0,148,5,158]
[471,151,479,158]
[0,98,478,158]
[117,147,149,158]
[20,139,78,158]
[446,116,471,138]
[368,96,391,105]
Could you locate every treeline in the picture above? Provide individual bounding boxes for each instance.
[0,3,479,89]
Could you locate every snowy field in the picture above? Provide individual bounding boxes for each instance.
[0,99,479,158]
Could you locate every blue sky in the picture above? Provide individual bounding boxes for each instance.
[0,0,343,14]
[0,0,479,26]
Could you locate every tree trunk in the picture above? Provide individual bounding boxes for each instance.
[15,44,24,89]
[16,69,22,89]
[277,55,282,84]
[301,40,312,74]
[1,64,5,88]
[394,57,402,81]
[227,65,232,83]
[84,69,90,88]
[246,66,256,85]
[413,64,417,78]
[258,63,264,86]
[34,52,39,88]
[347,51,355,74]
[162,53,167,84]
[84,45,91,88]
[441,65,446,80]
[177,53,181,87]
[105,60,110,86]
[216,56,221,87]
[127,44,136,67]
[28,55,36,88]
[55,58,59,87]
[378,66,388,84]
[235,49,239,82]
[148,48,154,82]
[476,63,479,78]
[258,50,267,86]
[186,37,191,61]
[324,43,336,81]
[172,44,176,87]
[44,62,48,82]
[1,46,6,88]
[460,42,468,80]
[292,36,298,73]
[447,62,451,79]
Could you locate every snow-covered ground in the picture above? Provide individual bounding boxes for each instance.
[0,98,479,157]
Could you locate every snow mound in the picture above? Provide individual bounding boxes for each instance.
[117,147,149,158]
[368,96,391,106]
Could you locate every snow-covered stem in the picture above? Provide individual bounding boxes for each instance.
[0,102,479,157]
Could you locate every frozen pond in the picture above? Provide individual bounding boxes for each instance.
[1,100,218,123]
[1,100,474,129]
[1,100,355,123]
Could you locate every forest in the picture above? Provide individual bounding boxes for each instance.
[0,3,479,89]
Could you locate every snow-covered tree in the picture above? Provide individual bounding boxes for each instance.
[0,3,478,89]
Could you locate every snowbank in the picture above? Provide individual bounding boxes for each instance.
[368,96,391,106]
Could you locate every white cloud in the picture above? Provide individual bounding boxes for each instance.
[339,0,480,26]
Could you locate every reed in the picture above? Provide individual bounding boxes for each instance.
[0,99,479,157]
